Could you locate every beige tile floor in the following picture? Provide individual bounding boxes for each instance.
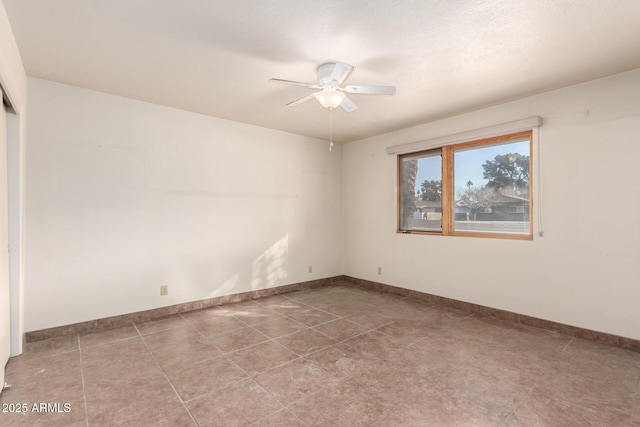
[1,281,639,426]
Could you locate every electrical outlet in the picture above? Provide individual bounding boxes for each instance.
[377,267,382,275]
[160,285,168,296]
[308,265,313,274]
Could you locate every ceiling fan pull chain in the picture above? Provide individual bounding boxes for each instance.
[329,108,334,152]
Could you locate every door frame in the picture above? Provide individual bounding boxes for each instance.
[6,105,21,357]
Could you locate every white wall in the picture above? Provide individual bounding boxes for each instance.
[25,78,343,331]
[344,69,640,341]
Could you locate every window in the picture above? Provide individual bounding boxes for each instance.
[399,149,442,232]
[398,131,532,239]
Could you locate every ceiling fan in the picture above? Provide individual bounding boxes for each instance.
[270,62,396,112]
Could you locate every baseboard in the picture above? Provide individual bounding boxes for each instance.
[343,275,640,353]
[26,274,640,353]
[24,275,347,343]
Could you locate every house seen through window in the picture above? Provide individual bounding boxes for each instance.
[398,131,533,239]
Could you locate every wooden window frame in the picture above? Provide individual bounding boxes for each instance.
[397,130,533,240]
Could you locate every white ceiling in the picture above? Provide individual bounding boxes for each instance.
[3,0,640,142]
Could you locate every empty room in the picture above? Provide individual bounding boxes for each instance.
[0,1,639,426]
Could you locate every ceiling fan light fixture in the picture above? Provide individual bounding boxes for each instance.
[271,61,395,113]
[315,89,345,110]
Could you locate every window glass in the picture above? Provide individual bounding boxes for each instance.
[453,138,530,235]
[399,149,442,232]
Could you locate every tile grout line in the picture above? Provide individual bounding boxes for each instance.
[501,378,539,425]
[140,316,281,414]
[190,311,380,391]
[141,291,495,353]
[141,308,320,369]
[132,322,201,427]
[560,336,574,354]
[245,408,310,427]
[254,374,340,427]
[179,374,258,405]
[173,306,355,413]
[242,362,312,427]
[241,314,390,426]
[76,334,90,427]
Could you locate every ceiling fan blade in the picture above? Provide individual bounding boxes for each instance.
[340,96,358,113]
[269,78,322,90]
[329,62,354,86]
[343,85,396,95]
[286,93,317,107]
